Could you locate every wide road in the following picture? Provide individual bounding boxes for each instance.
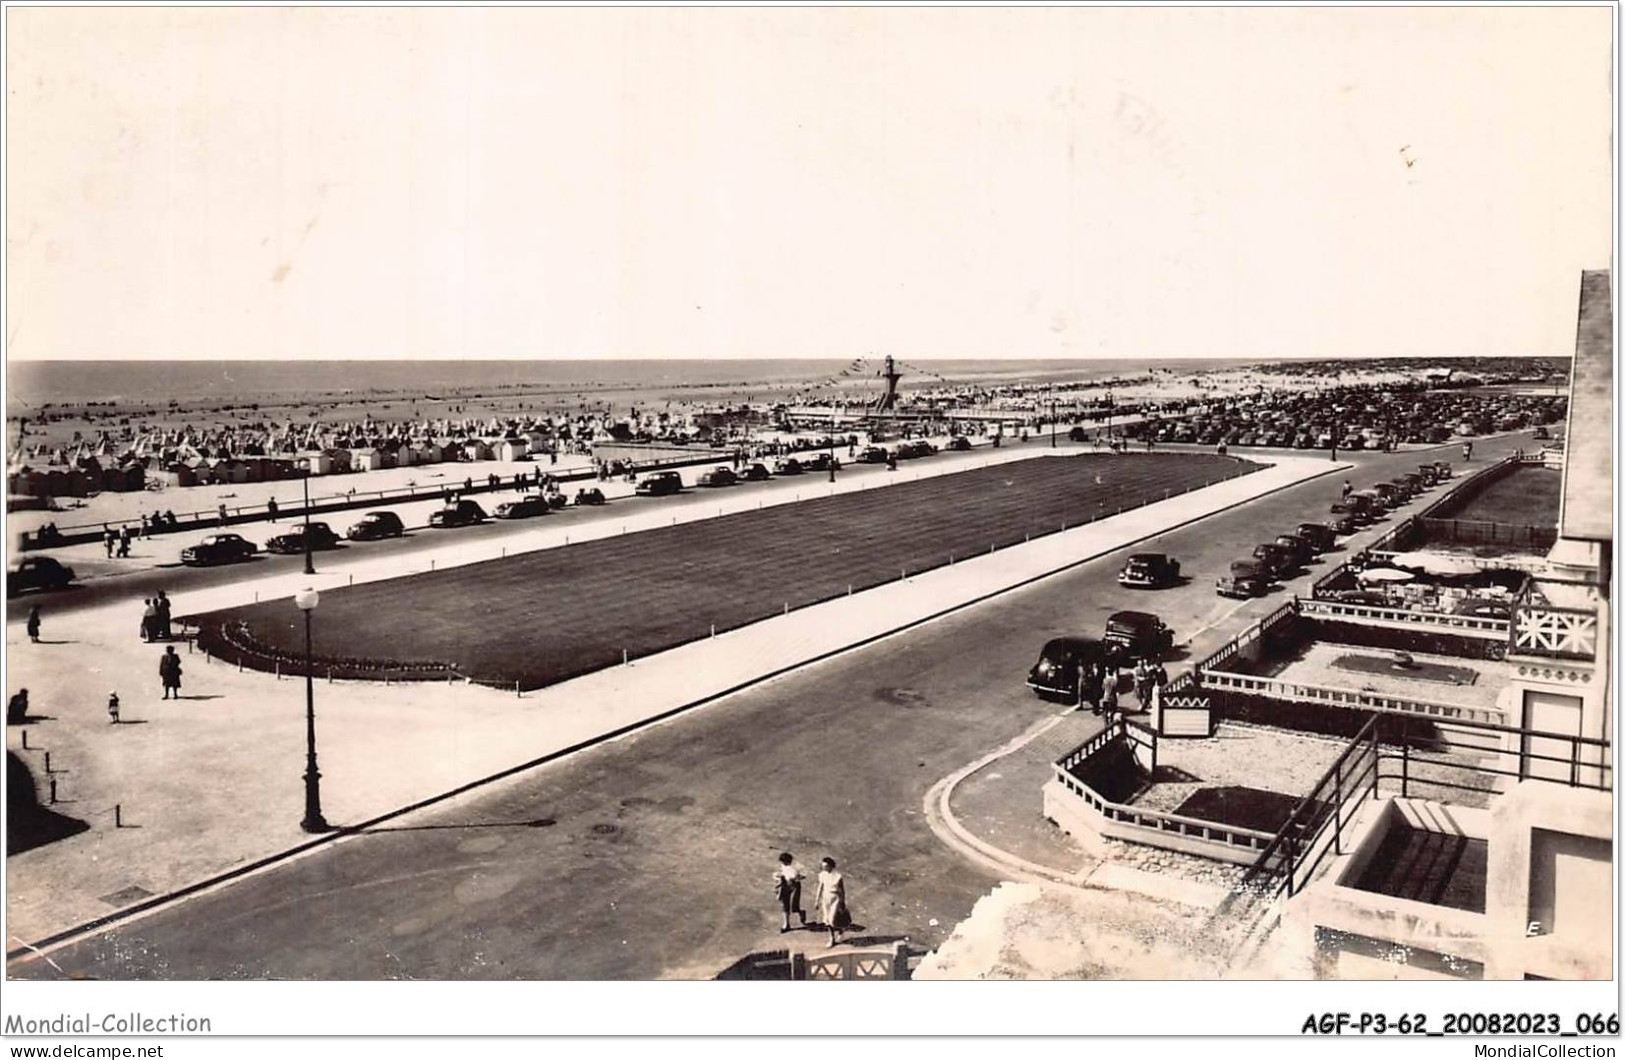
[13,435,1538,980]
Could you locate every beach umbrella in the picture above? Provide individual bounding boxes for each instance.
[1357,567,1415,584]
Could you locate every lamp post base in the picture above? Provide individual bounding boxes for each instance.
[301,767,333,833]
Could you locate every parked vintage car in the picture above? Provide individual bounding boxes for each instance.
[1295,523,1337,552]
[1352,489,1389,515]
[7,555,76,596]
[1026,636,1116,704]
[1376,482,1407,507]
[573,488,606,506]
[1253,541,1297,578]
[493,497,551,520]
[856,446,890,464]
[1216,559,1271,598]
[1068,426,1090,443]
[1118,553,1182,589]
[635,471,684,497]
[772,457,805,476]
[1273,533,1315,569]
[265,522,341,554]
[801,453,842,473]
[948,436,973,451]
[1103,611,1175,660]
[429,500,488,528]
[181,532,258,566]
[740,462,772,482]
[346,510,405,541]
[697,466,738,488]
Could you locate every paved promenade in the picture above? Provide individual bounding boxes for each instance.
[6,449,1337,952]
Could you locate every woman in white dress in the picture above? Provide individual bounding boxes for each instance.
[814,857,851,948]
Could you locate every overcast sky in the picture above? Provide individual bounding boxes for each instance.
[6,7,1613,363]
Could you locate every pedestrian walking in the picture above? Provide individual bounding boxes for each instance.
[1100,667,1120,720]
[1462,442,1473,461]
[773,852,807,933]
[117,525,132,558]
[159,646,183,699]
[218,503,228,526]
[1341,479,1353,500]
[104,526,116,558]
[26,605,42,643]
[140,599,158,642]
[7,689,28,726]
[814,857,852,948]
[140,513,151,537]
[1134,658,1154,712]
[267,498,279,522]
[155,590,173,640]
[1075,662,1098,713]
[107,691,121,724]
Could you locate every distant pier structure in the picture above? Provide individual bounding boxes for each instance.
[872,355,903,412]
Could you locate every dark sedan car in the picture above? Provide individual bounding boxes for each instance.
[1253,541,1297,577]
[801,453,841,473]
[1295,523,1337,552]
[265,522,342,554]
[856,446,890,464]
[1103,611,1175,660]
[346,511,405,541]
[634,471,684,496]
[429,500,488,528]
[740,462,772,482]
[697,466,739,487]
[1027,636,1116,704]
[772,457,804,476]
[1216,560,1271,598]
[948,436,972,451]
[493,497,550,519]
[181,532,258,567]
[7,556,76,597]
[1118,553,1181,588]
[1273,533,1315,569]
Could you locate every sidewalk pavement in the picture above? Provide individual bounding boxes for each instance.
[5,451,1336,952]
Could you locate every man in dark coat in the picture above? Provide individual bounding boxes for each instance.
[159,646,183,700]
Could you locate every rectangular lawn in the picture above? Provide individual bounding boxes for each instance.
[190,452,1258,690]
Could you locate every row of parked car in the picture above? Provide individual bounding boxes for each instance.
[631,441,974,497]
[1125,387,1565,451]
[170,487,619,568]
[1210,460,1451,598]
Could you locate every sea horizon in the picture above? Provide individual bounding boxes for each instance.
[7,356,1271,411]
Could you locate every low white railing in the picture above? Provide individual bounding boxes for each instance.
[1051,764,1276,853]
[1297,597,1510,638]
[1196,669,1505,726]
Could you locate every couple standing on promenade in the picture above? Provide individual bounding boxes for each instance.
[773,852,852,947]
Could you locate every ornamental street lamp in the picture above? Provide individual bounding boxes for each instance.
[294,588,332,833]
